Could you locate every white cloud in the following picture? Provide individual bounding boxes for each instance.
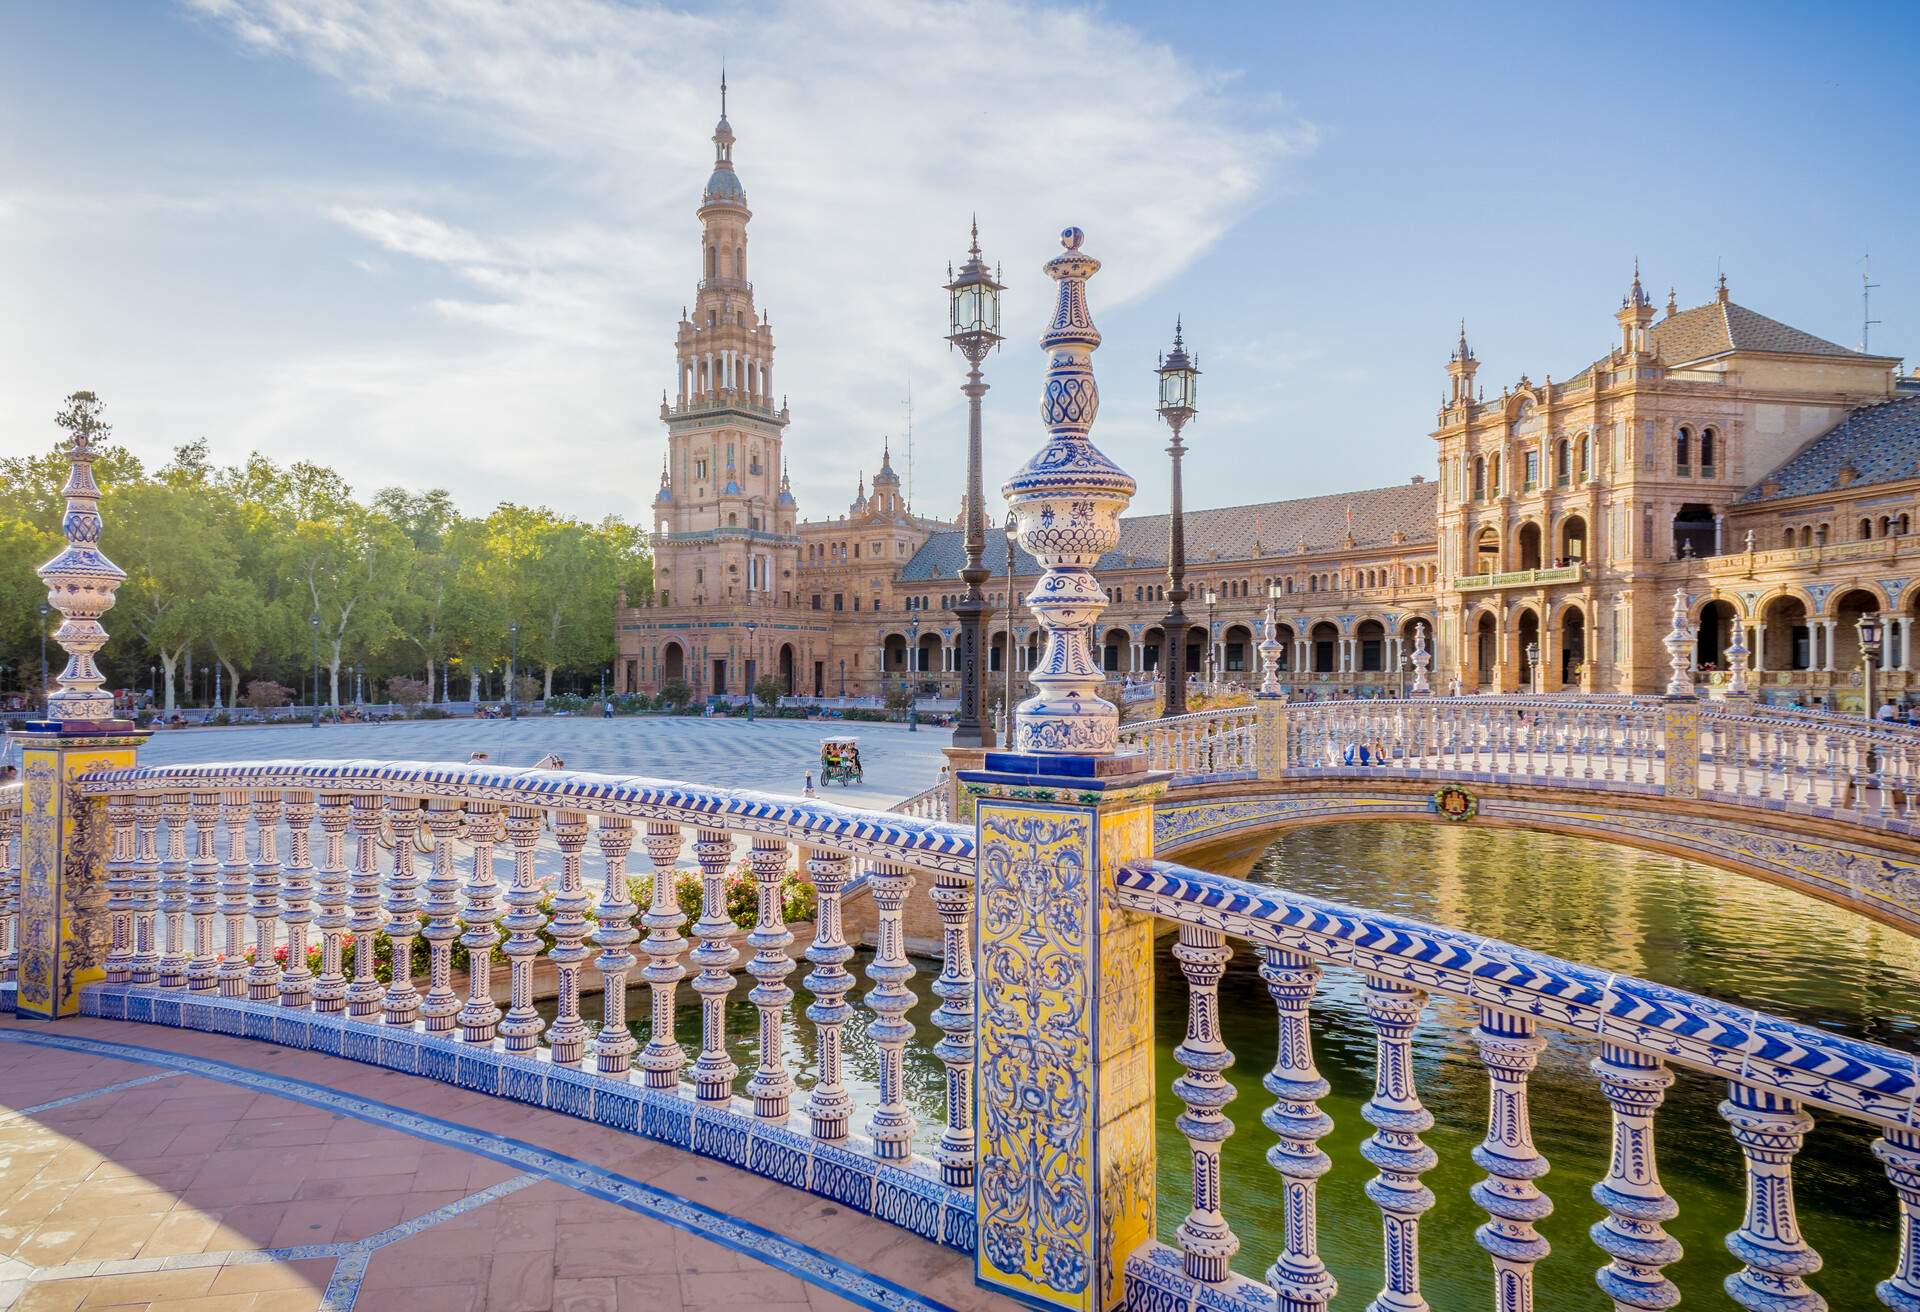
[125,0,1313,519]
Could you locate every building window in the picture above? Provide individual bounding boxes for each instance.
[1555,440,1571,488]
[1490,455,1501,495]
[1473,457,1486,501]
[1676,426,1691,475]
[1524,450,1540,491]
[834,593,844,611]
[811,595,822,610]
[1699,427,1717,477]
[1577,436,1590,482]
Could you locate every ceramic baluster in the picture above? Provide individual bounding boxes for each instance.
[590,816,639,1076]
[457,803,504,1044]
[1874,1126,1920,1312]
[215,792,250,998]
[498,805,548,1053]
[1361,974,1436,1312]
[245,791,282,1001]
[185,791,221,992]
[1173,924,1239,1282]
[544,810,593,1066]
[1720,1082,1825,1312]
[1471,1008,1551,1311]
[129,795,161,984]
[312,793,351,1014]
[865,860,918,1158]
[419,799,466,1034]
[380,798,424,1025]
[930,868,977,1187]
[1259,947,1336,1312]
[740,834,796,1114]
[101,796,134,983]
[278,791,316,1009]
[804,849,855,1141]
[1590,1044,1683,1310]
[637,821,688,1089]
[688,827,739,1100]
[346,796,386,1019]
[157,791,190,987]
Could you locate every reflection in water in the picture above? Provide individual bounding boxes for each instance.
[548,823,1918,1310]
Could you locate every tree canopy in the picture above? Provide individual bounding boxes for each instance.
[0,394,652,712]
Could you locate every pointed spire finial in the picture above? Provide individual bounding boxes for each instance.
[969,213,980,259]
[720,63,727,118]
[1174,315,1184,349]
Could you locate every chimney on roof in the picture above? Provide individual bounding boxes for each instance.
[1836,463,1859,488]
[1410,475,1425,484]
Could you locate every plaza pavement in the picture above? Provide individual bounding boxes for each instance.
[134,717,951,809]
[0,1017,1017,1312]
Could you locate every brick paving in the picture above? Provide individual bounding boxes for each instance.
[0,1018,1016,1312]
[133,717,947,809]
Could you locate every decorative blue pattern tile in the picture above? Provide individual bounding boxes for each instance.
[872,1174,941,1241]
[591,1081,640,1133]
[455,1048,502,1094]
[810,1142,876,1214]
[940,1200,976,1254]
[308,1018,343,1056]
[641,1091,693,1148]
[273,1014,313,1048]
[692,1106,751,1167]
[546,1068,595,1119]
[127,994,153,1023]
[500,1060,545,1105]
[341,1027,378,1065]
[747,1125,812,1189]
[376,1031,420,1073]
[418,1042,458,1085]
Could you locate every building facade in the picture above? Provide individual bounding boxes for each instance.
[619,95,1920,709]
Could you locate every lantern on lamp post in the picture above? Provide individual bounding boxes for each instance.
[1156,321,1199,716]
[1859,611,1884,717]
[945,220,1004,748]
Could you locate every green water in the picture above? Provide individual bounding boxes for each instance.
[546,824,1920,1309]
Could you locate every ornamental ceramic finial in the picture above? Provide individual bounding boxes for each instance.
[1663,588,1695,699]
[37,396,128,726]
[1410,621,1432,695]
[1725,610,1750,696]
[1001,226,1137,756]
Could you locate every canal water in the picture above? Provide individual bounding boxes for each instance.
[545,823,1919,1309]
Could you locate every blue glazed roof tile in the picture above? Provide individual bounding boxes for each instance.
[1736,396,1920,503]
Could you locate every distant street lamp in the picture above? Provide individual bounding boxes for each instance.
[1203,587,1218,689]
[309,615,321,727]
[149,664,156,705]
[1526,641,1541,696]
[1859,611,1884,715]
[745,619,758,722]
[1156,320,1199,715]
[906,615,920,731]
[200,665,208,709]
[944,218,1004,749]
[509,622,520,721]
[599,667,608,713]
[838,658,846,699]
[212,659,222,712]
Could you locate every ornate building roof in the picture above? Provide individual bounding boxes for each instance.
[897,479,1436,581]
[1649,296,1863,365]
[1736,395,1920,503]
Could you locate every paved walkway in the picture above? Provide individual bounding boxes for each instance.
[0,1019,1014,1312]
[129,718,949,809]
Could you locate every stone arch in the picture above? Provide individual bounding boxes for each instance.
[1696,598,1737,670]
[1141,625,1164,674]
[1559,514,1588,564]
[778,643,796,694]
[916,631,941,675]
[1309,621,1339,674]
[1222,623,1255,676]
[1474,610,1498,687]
[1760,593,1812,672]
[1473,526,1500,574]
[883,632,909,673]
[1517,521,1543,571]
[662,642,686,685]
[1559,603,1587,683]
[1354,618,1386,672]
[1513,606,1542,685]
[1102,627,1129,674]
[1831,588,1884,673]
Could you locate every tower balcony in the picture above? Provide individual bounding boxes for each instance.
[1454,562,1583,592]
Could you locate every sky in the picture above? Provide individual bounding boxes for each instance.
[2,1,1915,531]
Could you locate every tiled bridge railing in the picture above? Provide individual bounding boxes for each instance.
[1118,856,1920,1312]
[0,761,986,1248]
[5,754,1920,1311]
[1122,696,1920,834]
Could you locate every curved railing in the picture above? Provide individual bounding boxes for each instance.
[1126,696,1920,836]
[1119,705,1259,778]
[890,776,951,822]
[0,782,17,985]
[13,761,983,1247]
[1116,855,1920,1312]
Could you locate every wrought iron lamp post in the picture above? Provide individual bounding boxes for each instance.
[509,621,519,721]
[309,615,320,727]
[745,618,757,722]
[1203,587,1218,690]
[1156,321,1199,716]
[1860,611,1884,716]
[149,664,156,705]
[212,659,222,712]
[905,616,919,731]
[838,658,845,699]
[944,220,1003,748]
[1526,641,1541,696]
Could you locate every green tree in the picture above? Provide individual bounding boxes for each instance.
[277,468,413,708]
[480,505,643,699]
[111,477,233,713]
[374,487,466,703]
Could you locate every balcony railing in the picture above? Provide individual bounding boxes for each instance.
[1454,563,1583,591]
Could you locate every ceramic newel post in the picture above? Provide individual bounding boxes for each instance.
[1002,227,1136,757]
[966,228,1160,1312]
[37,430,130,728]
[1410,622,1433,695]
[12,408,149,1020]
[1663,589,1695,699]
